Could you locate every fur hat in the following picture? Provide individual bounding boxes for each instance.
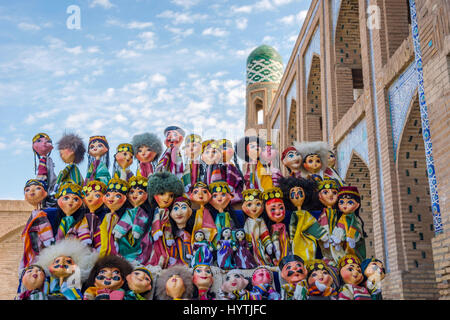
[147,171,184,200]
[131,132,163,161]
[57,133,86,164]
[85,255,134,289]
[294,141,329,175]
[155,265,193,300]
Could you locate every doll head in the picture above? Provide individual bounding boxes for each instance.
[241,189,263,219]
[337,186,361,214]
[236,136,265,163]
[156,265,193,300]
[114,143,134,170]
[88,136,109,166]
[189,181,212,207]
[281,146,302,173]
[208,181,232,212]
[305,259,335,289]
[279,255,307,285]
[170,196,193,229]
[103,178,129,212]
[192,264,214,292]
[328,150,336,169]
[48,255,77,282]
[20,265,46,292]
[260,141,278,165]
[317,179,339,209]
[193,230,206,242]
[24,179,48,209]
[184,134,202,161]
[132,132,163,164]
[251,266,273,287]
[262,188,286,223]
[126,266,153,295]
[82,180,107,213]
[221,270,249,293]
[201,140,222,165]
[147,172,184,208]
[57,133,86,165]
[279,176,315,211]
[361,258,385,284]
[127,176,149,207]
[220,227,232,240]
[294,141,329,175]
[32,133,53,158]
[164,126,185,149]
[56,182,83,216]
[218,139,234,164]
[86,255,133,291]
[235,229,246,242]
[338,254,364,286]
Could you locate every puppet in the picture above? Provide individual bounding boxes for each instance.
[32,133,57,204]
[295,141,329,184]
[16,265,48,300]
[361,258,385,300]
[81,180,107,249]
[273,146,304,187]
[132,132,163,178]
[36,239,98,300]
[217,139,244,203]
[233,228,257,269]
[216,227,236,269]
[155,126,185,179]
[191,230,214,267]
[250,266,281,300]
[331,186,367,262]
[169,196,194,266]
[112,143,134,181]
[190,181,218,245]
[84,255,133,300]
[262,187,290,266]
[337,254,372,300]
[198,139,223,185]
[219,269,253,300]
[279,255,308,300]
[85,135,111,185]
[55,133,85,188]
[20,179,54,271]
[241,189,273,266]
[181,134,203,193]
[280,176,327,262]
[155,265,193,300]
[124,266,153,300]
[192,264,215,300]
[324,150,346,187]
[147,171,184,268]
[305,259,339,299]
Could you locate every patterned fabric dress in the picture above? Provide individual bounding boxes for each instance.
[216,238,235,269]
[169,229,193,266]
[243,217,273,265]
[55,214,90,245]
[55,164,83,189]
[270,223,290,266]
[220,163,244,204]
[155,146,184,179]
[338,284,372,300]
[148,207,174,267]
[85,160,111,186]
[317,208,339,266]
[331,212,366,262]
[98,212,120,258]
[191,240,214,267]
[233,239,257,269]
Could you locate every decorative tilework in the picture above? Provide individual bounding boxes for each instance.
[304,26,321,89]
[387,62,418,161]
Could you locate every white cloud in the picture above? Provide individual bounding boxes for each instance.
[18,22,41,31]
[231,0,296,14]
[165,26,194,38]
[236,18,248,30]
[90,0,115,9]
[65,46,83,55]
[107,19,153,29]
[113,114,128,123]
[127,31,157,50]
[149,73,167,87]
[116,49,142,59]
[171,0,200,8]
[157,10,208,25]
[278,10,308,26]
[202,27,229,37]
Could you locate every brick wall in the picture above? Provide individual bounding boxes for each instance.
[306,55,323,141]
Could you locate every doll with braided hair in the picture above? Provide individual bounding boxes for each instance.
[112,143,134,181]
[32,133,57,205]
[85,135,111,186]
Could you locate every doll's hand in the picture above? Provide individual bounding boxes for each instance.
[132,231,141,240]
[323,240,330,249]
[275,249,281,261]
[266,244,273,255]
[232,246,237,251]
[112,229,122,240]
[166,239,175,247]
[186,254,193,259]
[315,280,327,292]
[330,234,341,244]
[216,245,221,250]
[346,237,356,248]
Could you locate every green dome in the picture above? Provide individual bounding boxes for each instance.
[246,45,284,85]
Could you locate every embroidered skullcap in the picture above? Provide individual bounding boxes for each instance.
[56,181,83,199]
[338,186,360,198]
[281,146,297,161]
[261,187,283,202]
[82,180,107,195]
[32,133,52,144]
[317,179,339,191]
[128,175,149,190]
[185,134,202,144]
[208,181,231,194]
[106,178,130,195]
[201,139,221,153]
[89,135,109,148]
[338,254,361,270]
[116,143,134,155]
[24,179,47,191]
[164,126,185,137]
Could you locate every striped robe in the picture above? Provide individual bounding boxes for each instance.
[243,217,273,265]
[155,146,184,179]
[332,212,366,262]
[55,215,91,246]
[85,160,111,186]
[98,212,120,258]
[338,284,372,300]
[55,164,83,188]
[317,208,339,266]
[270,223,290,266]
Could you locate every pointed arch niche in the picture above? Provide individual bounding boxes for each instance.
[305,54,323,141]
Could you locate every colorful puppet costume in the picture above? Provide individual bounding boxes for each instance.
[85,135,111,185]
[15,265,49,300]
[191,231,214,267]
[197,139,223,185]
[132,132,163,178]
[337,255,371,300]
[191,182,218,245]
[233,229,257,269]
[169,196,194,266]
[208,181,236,242]
[217,139,244,203]
[55,133,85,188]
[305,259,339,298]
[181,134,203,193]
[80,180,107,249]
[112,143,134,181]
[216,228,236,269]
[155,126,185,179]
[32,133,57,198]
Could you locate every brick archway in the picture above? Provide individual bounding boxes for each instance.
[287,98,297,146]
[305,54,323,141]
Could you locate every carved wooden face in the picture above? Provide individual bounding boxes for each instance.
[127,187,148,208]
[242,199,264,219]
[89,141,108,159]
[33,136,53,157]
[265,199,286,223]
[235,230,245,241]
[57,193,83,216]
[49,255,76,280]
[363,261,385,282]
[328,152,336,168]
[246,141,261,162]
[185,142,202,160]
[115,150,133,169]
[83,190,104,212]
[170,201,192,229]
[289,186,306,209]
[22,266,46,291]
[340,263,363,286]
[165,274,185,299]
[136,146,157,163]
[222,144,234,163]
[24,184,48,207]
[103,191,127,212]
[193,265,213,291]
[280,261,307,285]
[126,270,152,294]
[154,191,175,209]
[303,154,322,174]
[189,187,211,206]
[95,267,124,290]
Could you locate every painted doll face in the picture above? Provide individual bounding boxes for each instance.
[201,146,222,165]
[283,150,302,172]
[222,272,248,293]
[252,268,272,286]
[210,191,232,212]
[308,268,334,288]
[289,186,306,209]
[49,256,76,280]
[364,261,385,282]
[22,266,46,291]
[57,193,82,216]
[260,145,278,164]
[24,184,48,207]
[136,145,157,163]
[154,191,175,209]
[185,142,202,160]
[338,196,360,214]
[221,228,232,240]
[194,231,205,242]
[318,188,338,208]
[246,141,261,162]
[193,265,213,291]
[189,187,211,206]
[235,230,245,241]
[166,274,185,299]
[89,141,108,159]
[126,270,152,294]
[115,150,133,169]
[222,144,234,163]
[165,130,184,148]
[281,261,307,284]
[95,267,124,290]
[83,190,104,212]
[265,199,286,223]
[170,201,193,229]
[340,263,363,286]
[128,187,148,208]
[59,148,75,164]
[303,154,322,174]
[33,137,53,157]
[242,199,263,219]
[103,191,127,212]
[328,152,336,169]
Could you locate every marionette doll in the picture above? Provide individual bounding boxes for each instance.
[262,187,290,266]
[146,171,184,268]
[55,133,85,188]
[16,265,48,300]
[295,141,329,184]
[250,266,281,300]
[241,189,273,266]
[98,178,130,258]
[279,176,328,262]
[181,134,203,193]
[260,140,282,187]
[113,176,151,263]
[236,135,275,191]
[190,181,218,245]
[169,196,195,266]
[324,150,346,187]
[32,133,57,204]
[219,270,253,300]
[84,135,111,186]
[36,239,98,300]
[132,132,163,178]
[84,254,134,300]
[191,230,214,267]
[156,125,185,179]
[155,265,194,300]
[198,139,223,185]
[305,259,339,299]
[217,138,244,203]
[216,227,236,269]
[20,179,54,271]
[192,264,215,300]
[233,229,257,269]
[361,258,385,300]
[337,254,372,300]
[112,143,134,181]
[124,266,153,300]
[316,179,340,266]
[331,186,367,262]
[81,180,107,249]
[279,255,308,300]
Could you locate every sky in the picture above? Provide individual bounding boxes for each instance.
[0,0,311,200]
